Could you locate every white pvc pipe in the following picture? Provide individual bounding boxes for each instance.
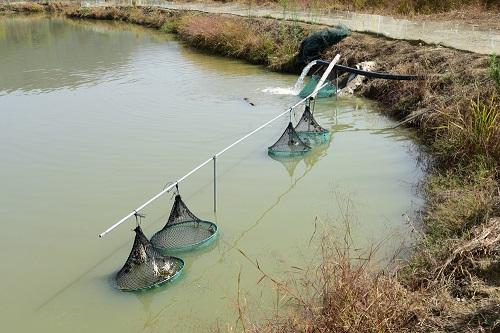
[311,54,341,99]
[99,74,335,237]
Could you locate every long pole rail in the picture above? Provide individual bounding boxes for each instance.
[98,67,336,237]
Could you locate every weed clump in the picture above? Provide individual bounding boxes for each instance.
[176,14,309,70]
[0,2,45,14]
[490,54,500,89]
[160,19,179,33]
[237,229,428,333]
[434,93,499,167]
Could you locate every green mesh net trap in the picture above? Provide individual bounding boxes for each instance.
[299,75,336,99]
[116,226,184,292]
[268,122,311,157]
[150,194,218,252]
[294,105,330,144]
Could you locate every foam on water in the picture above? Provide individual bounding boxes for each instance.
[261,87,298,95]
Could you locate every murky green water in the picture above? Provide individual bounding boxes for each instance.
[0,16,423,333]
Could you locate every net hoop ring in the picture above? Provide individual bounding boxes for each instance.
[297,131,330,144]
[151,221,219,253]
[267,147,311,157]
[117,257,185,292]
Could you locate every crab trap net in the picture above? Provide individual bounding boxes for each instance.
[299,74,336,99]
[294,104,330,144]
[116,225,184,292]
[150,194,218,252]
[268,121,311,157]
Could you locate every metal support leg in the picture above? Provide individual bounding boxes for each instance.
[213,155,217,212]
[336,69,339,101]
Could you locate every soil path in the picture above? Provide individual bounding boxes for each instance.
[91,0,499,54]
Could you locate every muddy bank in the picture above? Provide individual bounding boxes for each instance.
[1,3,498,331]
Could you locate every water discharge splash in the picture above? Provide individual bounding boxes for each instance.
[261,87,298,95]
[262,60,319,96]
[293,60,319,92]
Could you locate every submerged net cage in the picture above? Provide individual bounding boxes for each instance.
[268,122,311,157]
[116,226,184,292]
[299,74,336,98]
[150,195,218,252]
[294,105,330,144]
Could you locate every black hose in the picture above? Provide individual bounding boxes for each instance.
[315,60,424,80]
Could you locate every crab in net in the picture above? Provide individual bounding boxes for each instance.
[294,103,330,145]
[268,121,312,157]
[116,225,184,292]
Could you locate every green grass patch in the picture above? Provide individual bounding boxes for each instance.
[160,19,178,33]
[490,54,500,89]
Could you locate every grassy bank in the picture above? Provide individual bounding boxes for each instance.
[1,3,498,331]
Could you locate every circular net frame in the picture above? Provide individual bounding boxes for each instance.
[268,122,311,156]
[150,195,218,251]
[116,226,184,291]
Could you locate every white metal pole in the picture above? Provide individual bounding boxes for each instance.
[336,68,339,101]
[311,54,340,99]
[213,155,217,212]
[98,157,213,237]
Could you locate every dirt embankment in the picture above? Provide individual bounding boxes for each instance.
[178,0,500,28]
[1,3,499,332]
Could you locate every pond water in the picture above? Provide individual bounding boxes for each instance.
[0,16,423,333]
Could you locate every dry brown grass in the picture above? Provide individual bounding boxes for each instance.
[0,1,45,14]
[406,167,498,275]
[177,14,275,64]
[233,215,500,333]
[176,13,312,70]
[65,6,175,28]
[319,32,500,172]
[435,217,500,284]
[233,228,431,333]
